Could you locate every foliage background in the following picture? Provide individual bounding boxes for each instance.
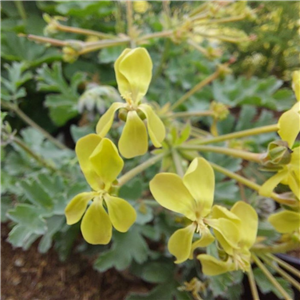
[1,1,299,300]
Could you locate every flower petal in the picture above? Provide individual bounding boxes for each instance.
[206,218,241,255]
[96,102,125,137]
[168,223,195,264]
[118,110,148,158]
[268,210,300,233]
[138,104,165,147]
[65,192,96,225]
[183,158,215,218]
[190,229,215,258]
[75,134,103,190]
[89,138,124,186]
[197,254,232,276]
[259,170,289,197]
[104,194,136,232]
[115,48,132,98]
[292,70,300,102]
[290,146,300,197]
[231,201,258,248]
[150,173,196,220]
[81,201,112,245]
[287,172,300,199]
[118,48,152,104]
[278,109,300,148]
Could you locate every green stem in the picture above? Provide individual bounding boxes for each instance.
[172,149,184,177]
[118,152,166,186]
[265,254,300,278]
[171,69,222,110]
[252,254,293,300]
[25,34,68,47]
[79,38,130,54]
[195,14,247,25]
[252,241,300,255]
[14,137,59,173]
[15,1,27,21]
[195,124,278,145]
[126,0,134,47]
[209,162,297,206]
[179,145,262,162]
[152,39,171,82]
[188,39,210,56]
[259,254,300,291]
[166,111,213,119]
[247,266,260,300]
[136,30,173,43]
[2,102,67,150]
[55,23,115,39]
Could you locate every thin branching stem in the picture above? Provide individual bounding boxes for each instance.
[118,152,166,186]
[194,124,278,145]
[2,102,67,150]
[171,69,222,110]
[209,162,298,207]
[247,266,260,300]
[259,254,300,291]
[252,254,293,300]
[179,144,262,162]
[265,254,300,279]
[172,149,184,177]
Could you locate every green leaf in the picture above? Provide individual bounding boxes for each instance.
[140,261,174,283]
[94,225,149,271]
[7,204,47,248]
[253,268,294,299]
[1,195,14,222]
[18,179,54,210]
[36,62,86,126]
[1,33,61,66]
[119,178,144,201]
[70,124,94,143]
[38,215,65,253]
[99,46,126,64]
[209,270,244,299]
[55,1,113,17]
[126,279,192,300]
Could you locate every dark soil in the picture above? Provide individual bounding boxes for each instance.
[1,224,150,300]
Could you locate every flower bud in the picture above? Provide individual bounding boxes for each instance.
[62,46,79,63]
[261,140,292,168]
[118,108,128,122]
[210,101,229,121]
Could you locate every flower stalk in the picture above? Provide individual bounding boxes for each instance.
[2,102,67,150]
[118,152,167,187]
[171,68,224,110]
[247,266,260,300]
[194,124,278,145]
[179,144,262,162]
[252,254,293,300]
[209,162,298,207]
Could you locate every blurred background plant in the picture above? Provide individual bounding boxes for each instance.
[1,1,299,300]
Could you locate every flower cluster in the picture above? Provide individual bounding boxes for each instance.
[96,48,166,158]
[65,134,136,244]
[150,157,258,275]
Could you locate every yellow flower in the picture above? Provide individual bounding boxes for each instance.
[150,157,240,263]
[259,109,300,199]
[198,201,258,276]
[259,73,300,199]
[65,134,136,244]
[268,209,300,234]
[133,1,150,14]
[292,70,300,102]
[96,47,165,158]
